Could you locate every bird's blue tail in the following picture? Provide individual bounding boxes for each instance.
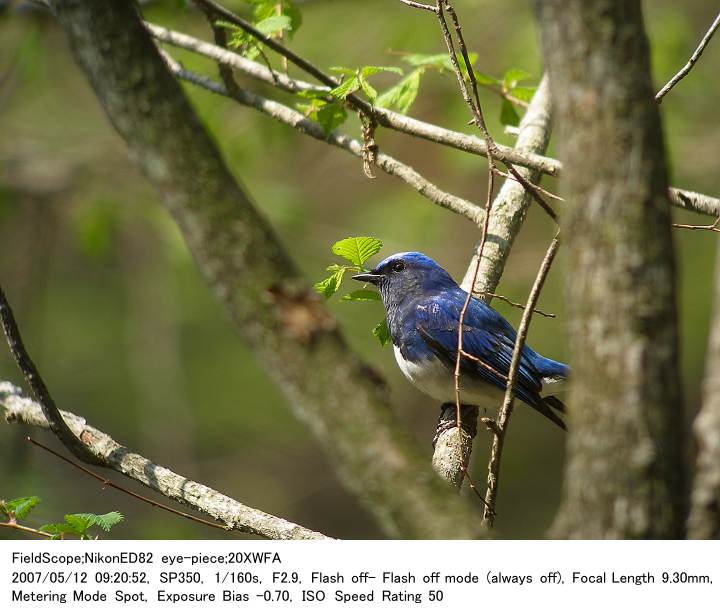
[534,356,569,379]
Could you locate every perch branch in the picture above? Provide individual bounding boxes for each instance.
[656,11,720,102]
[1,382,330,539]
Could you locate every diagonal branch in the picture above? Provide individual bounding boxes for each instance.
[482,233,560,526]
[1,382,331,540]
[0,283,99,465]
[656,11,720,102]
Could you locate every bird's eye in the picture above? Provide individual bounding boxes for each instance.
[392,261,405,273]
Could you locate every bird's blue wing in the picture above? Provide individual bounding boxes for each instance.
[414,292,544,408]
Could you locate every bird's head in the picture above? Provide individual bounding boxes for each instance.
[352,252,457,303]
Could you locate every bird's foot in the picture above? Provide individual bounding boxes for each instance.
[432,403,479,449]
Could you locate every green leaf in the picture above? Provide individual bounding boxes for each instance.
[5,496,40,520]
[500,99,520,126]
[503,67,532,88]
[403,52,477,77]
[372,319,391,346]
[88,511,124,532]
[331,237,383,268]
[316,101,347,136]
[38,522,76,538]
[473,70,501,85]
[359,76,377,103]
[340,290,381,302]
[376,69,422,113]
[510,85,536,103]
[329,76,360,100]
[63,514,94,535]
[254,15,293,35]
[314,268,345,299]
[360,65,403,77]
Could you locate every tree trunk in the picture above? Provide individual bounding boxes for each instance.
[533,0,685,538]
[48,0,481,539]
[688,244,720,539]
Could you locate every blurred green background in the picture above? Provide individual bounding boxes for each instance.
[0,0,717,539]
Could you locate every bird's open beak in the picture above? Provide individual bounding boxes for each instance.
[352,272,384,285]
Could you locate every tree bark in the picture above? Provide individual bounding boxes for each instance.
[533,0,685,538]
[48,0,481,539]
[688,244,720,539]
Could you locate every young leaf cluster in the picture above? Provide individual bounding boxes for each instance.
[217,0,301,61]
[1,495,124,540]
[314,237,391,346]
[374,53,536,127]
[297,66,402,137]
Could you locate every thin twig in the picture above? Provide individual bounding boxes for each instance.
[493,168,564,202]
[0,282,99,465]
[672,215,720,232]
[656,12,720,102]
[148,23,720,218]
[0,521,54,539]
[398,0,438,12]
[485,292,556,318]
[27,437,232,532]
[482,233,561,526]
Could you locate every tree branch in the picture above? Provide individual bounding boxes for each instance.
[0,283,99,465]
[49,0,482,539]
[148,23,720,218]
[687,243,720,538]
[656,11,720,102]
[1,382,330,540]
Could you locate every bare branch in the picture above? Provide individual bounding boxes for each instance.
[1,382,331,540]
[656,12,720,102]
[482,233,560,526]
[148,23,720,219]
[0,283,99,465]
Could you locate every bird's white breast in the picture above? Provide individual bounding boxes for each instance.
[393,345,504,410]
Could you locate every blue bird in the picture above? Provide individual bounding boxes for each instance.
[353,252,568,429]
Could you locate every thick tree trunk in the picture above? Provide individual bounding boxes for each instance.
[533,0,685,538]
[48,0,481,538]
[688,245,720,539]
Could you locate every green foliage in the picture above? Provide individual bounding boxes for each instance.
[315,236,388,345]
[216,0,300,61]
[331,236,383,267]
[328,66,403,104]
[340,290,381,302]
[376,69,423,113]
[40,512,124,540]
[1,496,40,520]
[372,319,391,347]
[2,495,124,540]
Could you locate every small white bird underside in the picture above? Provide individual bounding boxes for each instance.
[393,345,564,409]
